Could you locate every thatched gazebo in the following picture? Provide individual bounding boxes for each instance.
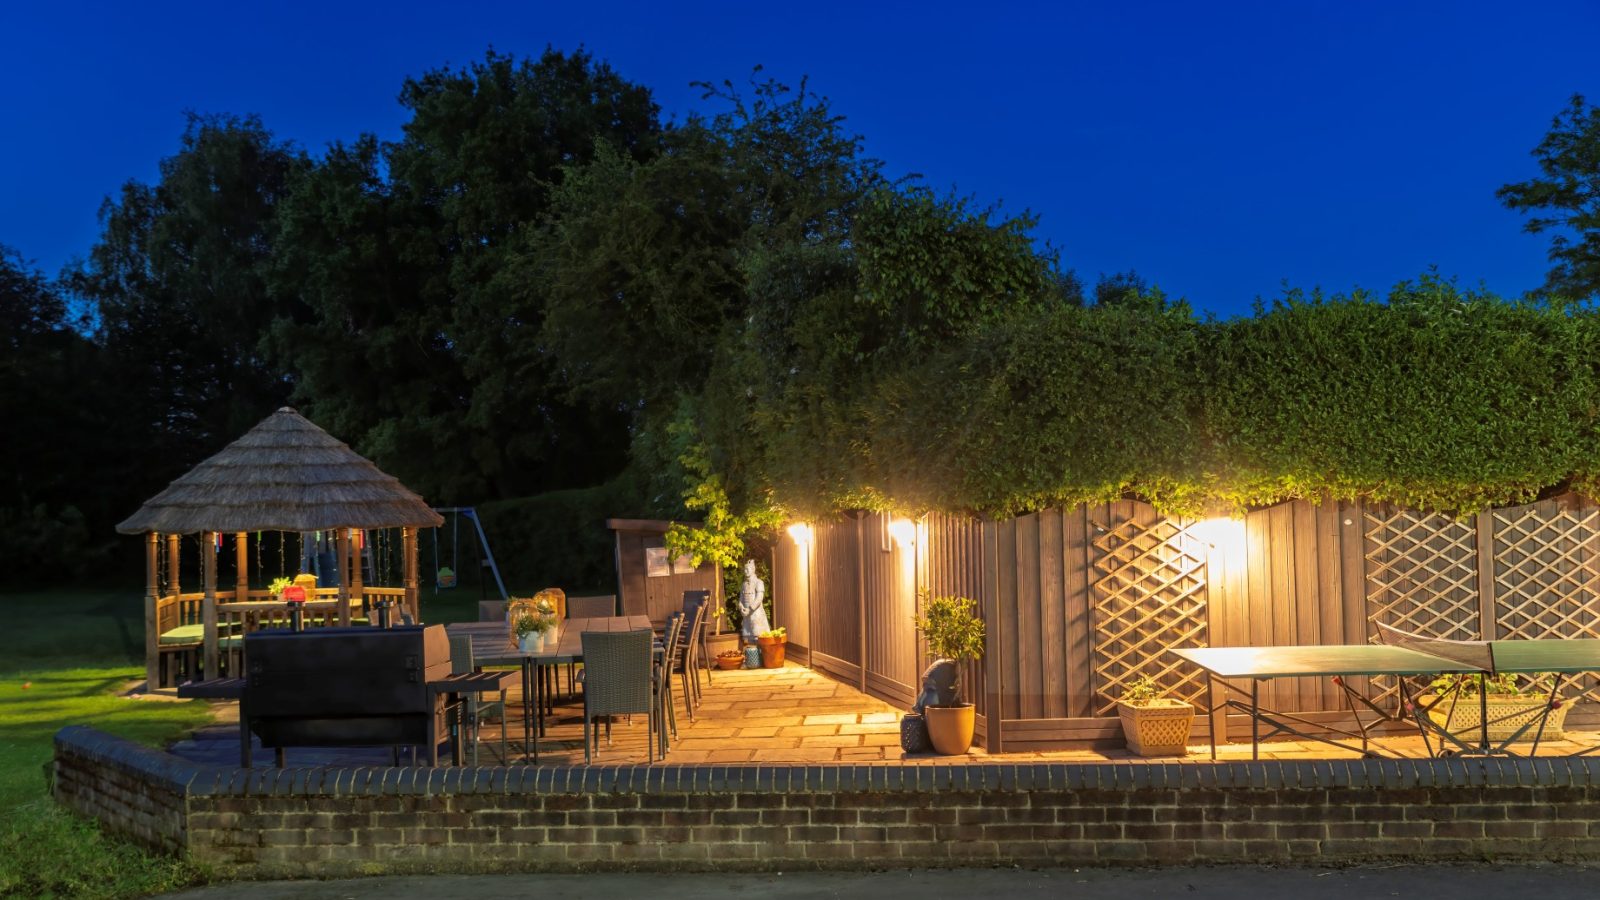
[118,407,444,687]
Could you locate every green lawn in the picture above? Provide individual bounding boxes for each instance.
[0,588,215,898]
[0,583,517,898]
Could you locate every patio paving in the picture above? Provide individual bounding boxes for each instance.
[166,662,1600,767]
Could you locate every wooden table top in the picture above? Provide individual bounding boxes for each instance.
[447,616,654,665]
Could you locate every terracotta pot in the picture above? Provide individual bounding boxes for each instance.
[716,652,745,670]
[757,636,786,668]
[924,703,975,754]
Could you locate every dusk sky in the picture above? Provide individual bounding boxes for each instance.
[3,1,1597,316]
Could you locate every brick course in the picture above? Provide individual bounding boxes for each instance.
[52,725,1600,877]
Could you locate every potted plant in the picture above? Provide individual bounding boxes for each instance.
[268,576,293,600]
[513,613,545,653]
[1420,672,1568,742]
[756,627,787,668]
[534,595,559,642]
[913,593,986,755]
[716,649,745,670]
[1117,675,1195,757]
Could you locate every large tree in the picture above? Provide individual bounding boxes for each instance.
[1499,94,1600,303]
[69,113,308,488]
[272,48,659,501]
[0,247,109,574]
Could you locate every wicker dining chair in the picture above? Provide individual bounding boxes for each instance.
[679,592,712,704]
[566,595,617,618]
[579,629,657,764]
[564,594,619,693]
[655,611,686,751]
[448,634,507,765]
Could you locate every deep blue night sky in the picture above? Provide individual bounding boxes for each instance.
[3,1,1596,316]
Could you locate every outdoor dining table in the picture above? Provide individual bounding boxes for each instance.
[446,615,654,763]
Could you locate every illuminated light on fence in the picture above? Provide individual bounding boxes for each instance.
[786,522,814,546]
[888,517,917,548]
[1190,517,1246,556]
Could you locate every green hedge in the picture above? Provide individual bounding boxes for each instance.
[727,276,1600,519]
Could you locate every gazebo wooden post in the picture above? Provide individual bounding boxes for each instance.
[349,528,365,620]
[143,533,159,689]
[234,532,249,601]
[336,528,352,626]
[402,527,419,622]
[202,531,219,681]
[166,534,180,597]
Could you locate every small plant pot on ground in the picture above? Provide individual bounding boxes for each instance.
[757,635,786,668]
[716,651,745,670]
[1117,699,1195,757]
[924,703,976,754]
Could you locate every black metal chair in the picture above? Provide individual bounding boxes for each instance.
[448,634,506,765]
[579,629,657,763]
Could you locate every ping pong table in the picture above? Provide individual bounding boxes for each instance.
[1172,626,1600,760]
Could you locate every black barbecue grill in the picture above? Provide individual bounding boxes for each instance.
[179,622,515,767]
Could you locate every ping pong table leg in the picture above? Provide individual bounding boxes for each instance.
[1478,673,1490,754]
[1251,680,1260,762]
[1208,675,1219,761]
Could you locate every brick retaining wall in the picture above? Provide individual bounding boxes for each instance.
[53,726,1600,876]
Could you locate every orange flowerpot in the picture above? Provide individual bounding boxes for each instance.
[757,636,786,668]
[924,703,976,754]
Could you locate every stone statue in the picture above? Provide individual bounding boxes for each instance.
[912,659,960,714]
[738,559,771,644]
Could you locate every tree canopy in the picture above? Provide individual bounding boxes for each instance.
[2,47,1593,585]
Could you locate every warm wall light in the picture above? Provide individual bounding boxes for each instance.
[887,517,917,548]
[786,522,814,546]
[1190,517,1246,555]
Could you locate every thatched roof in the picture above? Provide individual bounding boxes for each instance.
[117,408,445,534]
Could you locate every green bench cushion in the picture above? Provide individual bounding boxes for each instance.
[158,624,206,646]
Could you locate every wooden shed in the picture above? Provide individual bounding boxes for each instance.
[606,519,723,626]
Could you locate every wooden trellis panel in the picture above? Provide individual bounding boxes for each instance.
[1493,503,1600,702]
[1089,519,1208,715]
[1363,507,1480,703]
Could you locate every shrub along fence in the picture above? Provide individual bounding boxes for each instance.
[773,495,1600,751]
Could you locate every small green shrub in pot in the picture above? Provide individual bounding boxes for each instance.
[913,592,986,754]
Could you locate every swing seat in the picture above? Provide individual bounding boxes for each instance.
[437,573,458,589]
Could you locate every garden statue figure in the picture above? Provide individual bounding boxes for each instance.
[738,559,771,644]
[912,659,960,714]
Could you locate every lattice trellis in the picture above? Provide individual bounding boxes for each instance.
[1494,505,1600,702]
[1090,519,1209,715]
[1364,507,1481,703]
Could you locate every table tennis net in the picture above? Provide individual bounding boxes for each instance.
[1373,621,1495,672]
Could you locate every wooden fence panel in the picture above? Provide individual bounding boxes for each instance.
[1492,498,1600,702]
[766,494,1600,751]
[809,519,862,681]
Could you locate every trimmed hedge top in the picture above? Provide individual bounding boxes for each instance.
[723,276,1600,519]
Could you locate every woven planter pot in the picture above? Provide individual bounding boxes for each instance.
[1118,699,1194,757]
[1420,693,1569,742]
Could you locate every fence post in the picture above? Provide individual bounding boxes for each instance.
[981,519,1004,753]
[1475,510,1497,640]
